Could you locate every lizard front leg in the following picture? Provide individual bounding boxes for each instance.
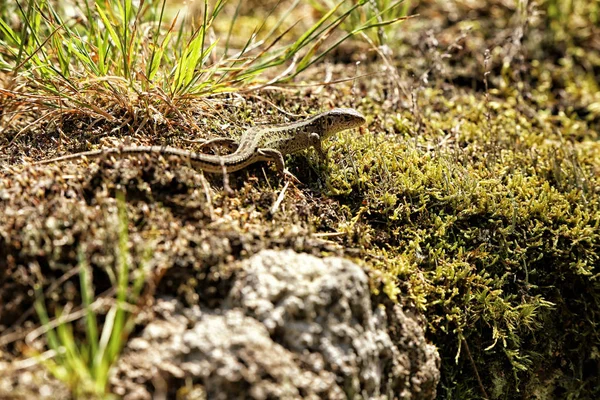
[308,132,327,161]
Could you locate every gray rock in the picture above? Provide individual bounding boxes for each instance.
[112,250,440,399]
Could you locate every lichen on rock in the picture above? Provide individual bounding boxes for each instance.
[111,250,440,399]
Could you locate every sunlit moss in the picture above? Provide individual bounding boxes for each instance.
[315,78,600,397]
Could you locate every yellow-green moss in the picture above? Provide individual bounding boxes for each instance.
[313,79,600,397]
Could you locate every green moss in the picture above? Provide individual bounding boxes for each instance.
[319,83,600,397]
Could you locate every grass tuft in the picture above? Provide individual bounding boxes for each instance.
[29,193,150,398]
[0,0,408,121]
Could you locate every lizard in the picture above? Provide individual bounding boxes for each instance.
[34,108,366,177]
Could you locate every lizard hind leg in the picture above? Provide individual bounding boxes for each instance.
[257,148,285,173]
[257,148,300,183]
[184,137,239,154]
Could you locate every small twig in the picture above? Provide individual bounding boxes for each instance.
[312,231,346,238]
[0,284,117,347]
[270,180,290,215]
[11,348,61,371]
[359,32,408,101]
[199,173,215,221]
[245,53,300,93]
[221,160,232,195]
[24,297,120,345]
[314,63,333,94]
[249,94,303,118]
[13,19,68,74]
[242,71,383,92]
[0,109,60,151]
[462,338,490,399]
[483,48,491,123]
[0,265,81,346]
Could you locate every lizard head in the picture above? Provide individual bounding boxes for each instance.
[319,108,366,138]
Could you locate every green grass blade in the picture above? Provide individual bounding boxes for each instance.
[295,14,345,72]
[290,14,410,78]
[261,0,301,44]
[146,0,169,81]
[0,18,20,46]
[106,191,129,365]
[199,0,208,74]
[79,249,99,365]
[286,0,346,56]
[34,288,60,352]
[95,3,121,56]
[184,29,206,90]
[55,320,87,375]
[224,0,242,56]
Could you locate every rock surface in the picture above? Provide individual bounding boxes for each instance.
[112,250,440,399]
